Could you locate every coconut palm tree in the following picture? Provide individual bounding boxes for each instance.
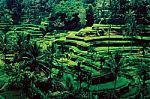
[12,33,31,64]
[105,51,123,88]
[18,42,50,74]
[15,42,51,97]
[103,50,133,98]
[15,33,28,53]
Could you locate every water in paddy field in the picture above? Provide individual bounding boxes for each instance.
[0,0,150,98]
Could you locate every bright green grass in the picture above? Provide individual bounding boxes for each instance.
[62,39,90,47]
[55,37,66,41]
[94,46,142,52]
[71,54,101,68]
[84,35,125,41]
[7,30,29,35]
[92,41,132,44]
[13,26,40,30]
[67,31,79,37]
[67,35,84,41]
[67,31,78,35]
[68,33,150,42]
[21,23,40,27]
[79,27,96,32]
[92,24,124,27]
[69,46,109,60]
[0,23,10,25]
[82,77,129,91]
[0,60,3,66]
[57,58,77,66]
[137,36,150,40]
[93,27,122,30]
[81,65,100,76]
[57,57,100,74]
[145,27,150,31]
[70,46,88,54]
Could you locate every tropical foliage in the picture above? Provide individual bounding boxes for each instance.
[0,0,150,99]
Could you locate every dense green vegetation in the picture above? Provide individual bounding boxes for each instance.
[0,0,150,98]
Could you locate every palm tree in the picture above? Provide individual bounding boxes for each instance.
[103,50,133,98]
[15,33,27,53]
[18,42,50,73]
[12,34,31,64]
[106,51,122,89]
[15,42,51,97]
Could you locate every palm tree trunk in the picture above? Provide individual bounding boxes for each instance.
[113,73,118,98]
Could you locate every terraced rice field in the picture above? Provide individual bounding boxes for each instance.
[54,24,150,97]
[0,20,150,98]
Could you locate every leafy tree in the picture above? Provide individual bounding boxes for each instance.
[5,0,24,24]
[0,1,13,24]
[133,0,149,23]
[52,0,86,28]
[94,0,107,23]
[86,4,94,26]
